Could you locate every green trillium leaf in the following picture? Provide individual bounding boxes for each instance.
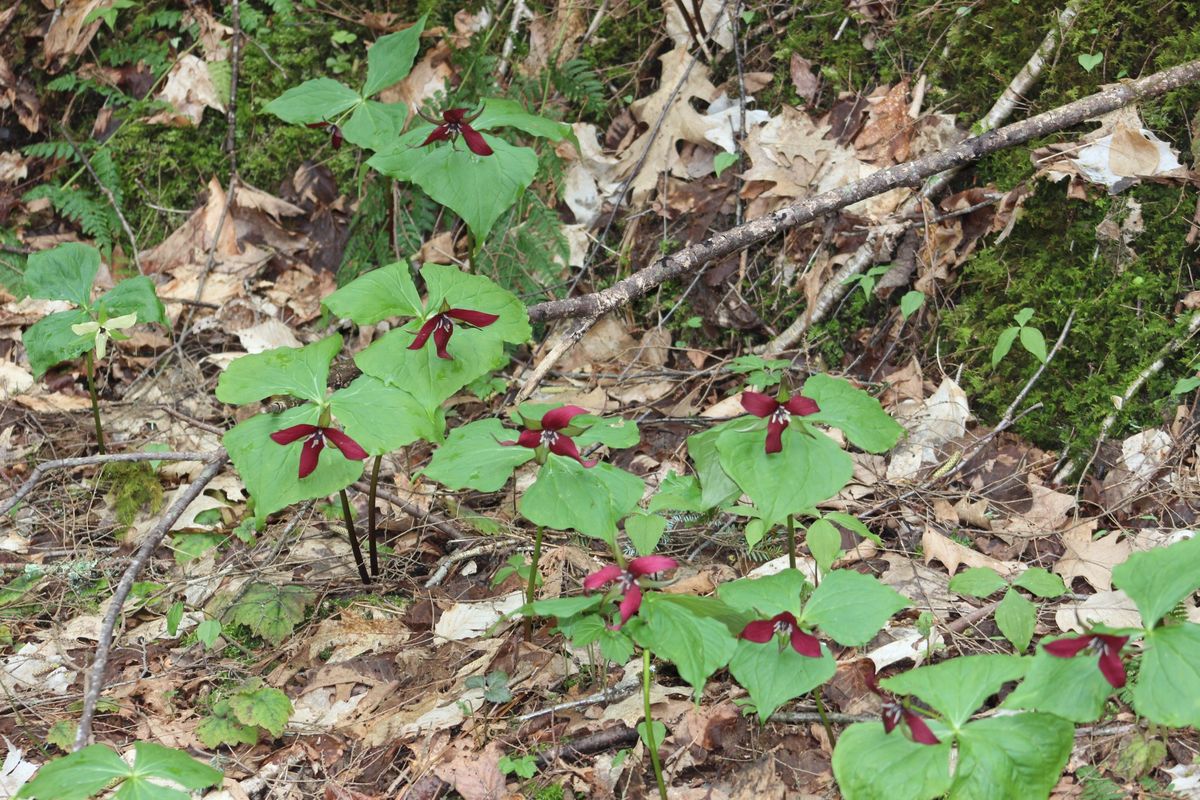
[22,308,93,378]
[718,569,807,619]
[340,99,408,150]
[832,722,952,800]
[24,242,99,308]
[216,333,342,406]
[949,713,1073,799]
[362,15,426,97]
[1131,622,1200,727]
[264,77,362,124]
[1111,533,1200,627]
[728,638,836,722]
[519,457,644,541]
[97,276,167,326]
[633,592,737,699]
[323,260,423,324]
[802,569,909,646]
[801,374,905,453]
[330,374,445,452]
[881,654,1027,729]
[1001,636,1115,722]
[421,418,536,491]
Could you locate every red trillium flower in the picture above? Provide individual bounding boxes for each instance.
[741,391,820,454]
[306,121,344,149]
[499,405,597,467]
[866,669,940,745]
[270,424,368,479]
[739,611,822,657]
[419,107,493,156]
[583,555,678,629]
[408,307,499,360]
[1043,631,1130,688]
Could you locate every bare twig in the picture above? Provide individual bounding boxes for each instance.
[351,482,464,540]
[74,453,229,750]
[515,668,641,722]
[496,0,532,79]
[56,125,142,273]
[770,711,875,725]
[515,314,600,400]
[424,540,520,588]
[2,450,221,517]
[534,724,640,768]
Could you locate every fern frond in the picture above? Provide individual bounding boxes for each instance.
[23,141,78,161]
[552,59,608,117]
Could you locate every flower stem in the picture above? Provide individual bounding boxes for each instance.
[785,513,797,570]
[814,685,838,748]
[338,489,370,585]
[643,648,668,800]
[85,351,106,453]
[367,455,381,576]
[523,526,544,641]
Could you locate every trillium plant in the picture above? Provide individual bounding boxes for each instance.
[19,242,167,452]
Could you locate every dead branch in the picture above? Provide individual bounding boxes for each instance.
[74,452,229,750]
[515,314,600,400]
[526,57,1200,333]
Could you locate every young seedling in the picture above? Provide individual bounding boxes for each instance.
[992,306,1048,366]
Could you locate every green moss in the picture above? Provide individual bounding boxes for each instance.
[101,462,163,527]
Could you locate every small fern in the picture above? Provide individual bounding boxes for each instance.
[475,196,568,300]
[23,185,121,254]
[23,141,77,161]
[552,59,608,118]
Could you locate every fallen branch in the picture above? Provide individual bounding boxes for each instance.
[534,723,640,768]
[423,539,520,588]
[526,54,1200,333]
[515,314,600,401]
[354,482,465,540]
[74,452,229,750]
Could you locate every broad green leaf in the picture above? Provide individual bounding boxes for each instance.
[994,588,1035,652]
[527,595,603,619]
[323,260,422,324]
[24,242,98,307]
[370,134,539,242]
[1001,638,1114,721]
[166,601,184,636]
[229,686,292,738]
[1012,567,1066,598]
[948,567,1007,598]
[1111,534,1200,626]
[991,326,1018,366]
[129,742,222,791]
[716,423,853,526]
[558,613,636,663]
[728,638,836,721]
[1132,622,1200,727]
[573,415,641,449]
[362,16,426,97]
[713,151,738,177]
[950,713,1073,799]
[97,277,166,326]
[685,422,744,510]
[196,714,258,749]
[625,512,667,556]
[823,511,883,546]
[1013,307,1035,327]
[223,405,365,519]
[421,262,531,345]
[900,290,925,319]
[802,569,909,647]
[473,97,575,143]
[801,374,905,453]
[340,99,408,150]
[806,518,842,572]
[14,744,127,800]
[421,418,534,491]
[22,308,92,378]
[831,723,952,800]
[1019,325,1048,363]
[881,654,1026,729]
[520,458,644,541]
[634,592,737,698]
[264,78,361,124]
[216,334,342,405]
[196,619,222,647]
[717,569,806,619]
[636,720,668,752]
[355,324,507,407]
[225,583,315,647]
[647,471,709,513]
[330,375,444,452]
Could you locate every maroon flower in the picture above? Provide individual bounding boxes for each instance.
[270,424,368,479]
[741,391,820,454]
[306,121,344,149]
[499,405,597,467]
[583,555,678,629]
[1043,631,1130,688]
[408,307,499,360]
[419,107,493,156]
[866,669,941,745]
[739,611,822,657]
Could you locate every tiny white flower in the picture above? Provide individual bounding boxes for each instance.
[71,312,138,361]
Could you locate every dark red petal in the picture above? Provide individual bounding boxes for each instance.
[583,564,623,590]
[765,418,787,454]
[420,125,452,147]
[1098,633,1130,652]
[432,319,453,360]
[881,703,902,734]
[903,710,941,745]
[790,629,823,658]
[445,308,499,328]
[541,405,590,431]
[306,122,329,129]
[443,108,468,123]
[499,429,542,448]
[740,619,776,643]
[628,555,678,577]
[330,126,344,149]
[615,584,642,628]
[1098,648,1128,689]
[548,434,597,467]
[271,424,319,445]
[1043,635,1094,658]
[460,124,494,156]
[324,428,368,461]
[786,396,820,416]
[408,317,439,351]
[741,391,778,418]
[771,611,799,628]
[299,436,323,478]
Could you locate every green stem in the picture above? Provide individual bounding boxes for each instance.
[367,455,382,577]
[643,648,668,800]
[785,513,796,570]
[523,526,545,640]
[814,685,838,748]
[85,351,106,453]
[339,489,370,585]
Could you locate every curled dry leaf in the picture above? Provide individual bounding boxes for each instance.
[1053,519,1131,592]
[886,378,970,481]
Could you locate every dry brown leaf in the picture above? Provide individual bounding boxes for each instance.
[853,81,913,165]
[789,54,820,105]
[433,592,523,642]
[42,0,106,68]
[1054,590,1141,633]
[663,0,734,52]
[1053,520,1130,592]
[886,378,969,481]
[921,527,1019,577]
[998,481,1075,540]
[380,41,453,118]
[0,55,41,134]
[14,391,94,413]
[144,54,226,127]
[1101,427,1172,507]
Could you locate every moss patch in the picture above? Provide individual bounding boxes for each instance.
[101,461,164,527]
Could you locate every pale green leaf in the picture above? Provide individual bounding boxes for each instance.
[362,16,426,97]
[24,242,98,307]
[323,260,422,324]
[216,334,342,405]
[264,78,361,124]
